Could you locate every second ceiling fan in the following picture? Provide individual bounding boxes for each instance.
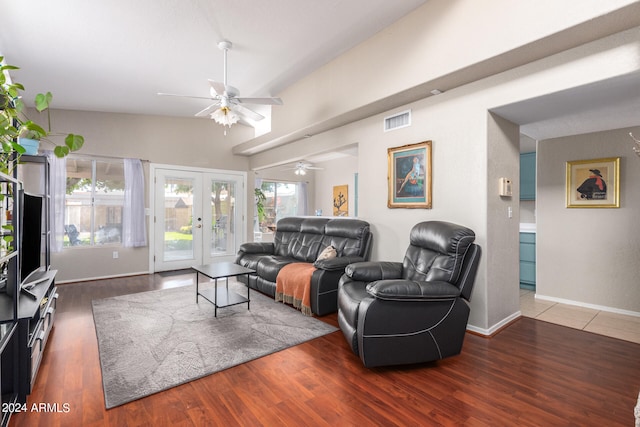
[282,161,324,175]
[158,40,283,130]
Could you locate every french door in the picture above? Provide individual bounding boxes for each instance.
[151,165,246,272]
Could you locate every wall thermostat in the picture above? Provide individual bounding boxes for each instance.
[499,177,512,197]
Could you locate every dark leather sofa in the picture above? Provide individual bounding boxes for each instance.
[235,217,373,316]
[337,221,481,367]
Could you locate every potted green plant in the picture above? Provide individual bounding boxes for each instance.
[255,188,266,223]
[1,57,84,175]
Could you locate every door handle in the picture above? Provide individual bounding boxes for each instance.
[196,224,202,228]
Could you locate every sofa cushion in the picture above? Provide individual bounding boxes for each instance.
[256,256,296,282]
[273,217,327,259]
[322,219,371,257]
[289,233,326,262]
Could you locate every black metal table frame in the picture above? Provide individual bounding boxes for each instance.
[192,263,255,317]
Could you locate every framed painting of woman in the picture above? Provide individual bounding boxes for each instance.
[387,141,432,209]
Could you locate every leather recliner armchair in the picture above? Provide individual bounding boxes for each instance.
[337,221,481,368]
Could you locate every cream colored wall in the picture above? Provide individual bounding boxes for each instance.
[250,27,640,332]
[236,0,640,154]
[35,110,252,282]
[486,114,521,329]
[313,156,358,217]
[537,127,640,314]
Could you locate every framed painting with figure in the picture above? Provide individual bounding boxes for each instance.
[387,141,432,209]
[566,157,620,208]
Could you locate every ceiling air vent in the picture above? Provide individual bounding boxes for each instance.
[384,110,411,132]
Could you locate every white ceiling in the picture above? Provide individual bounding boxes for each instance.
[0,0,426,118]
[2,0,639,153]
[492,71,640,143]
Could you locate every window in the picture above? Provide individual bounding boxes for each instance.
[65,158,125,246]
[258,181,301,232]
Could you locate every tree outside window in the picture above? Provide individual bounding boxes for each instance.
[65,159,124,246]
[258,181,299,232]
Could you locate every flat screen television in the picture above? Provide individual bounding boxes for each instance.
[20,191,45,286]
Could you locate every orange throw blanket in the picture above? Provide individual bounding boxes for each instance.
[275,263,317,316]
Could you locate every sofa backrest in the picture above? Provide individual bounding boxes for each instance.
[402,221,476,288]
[274,217,372,262]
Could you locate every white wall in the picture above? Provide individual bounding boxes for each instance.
[313,155,358,217]
[486,114,522,329]
[36,109,252,282]
[250,27,640,332]
[236,0,640,154]
[537,127,640,314]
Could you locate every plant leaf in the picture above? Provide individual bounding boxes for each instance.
[35,92,53,112]
[65,134,84,151]
[14,98,24,113]
[54,145,69,157]
[22,121,47,138]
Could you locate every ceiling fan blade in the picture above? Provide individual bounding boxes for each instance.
[195,102,221,117]
[232,104,265,121]
[208,80,226,96]
[158,92,214,100]
[235,97,283,105]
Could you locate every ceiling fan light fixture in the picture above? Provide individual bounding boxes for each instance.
[294,167,306,176]
[210,106,239,128]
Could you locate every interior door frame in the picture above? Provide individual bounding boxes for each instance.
[148,163,247,273]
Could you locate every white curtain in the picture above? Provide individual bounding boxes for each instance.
[297,181,308,216]
[122,158,147,247]
[44,151,66,252]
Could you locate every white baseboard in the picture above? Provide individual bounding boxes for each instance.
[467,311,521,336]
[535,294,640,318]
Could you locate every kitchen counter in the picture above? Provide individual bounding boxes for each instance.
[520,223,536,233]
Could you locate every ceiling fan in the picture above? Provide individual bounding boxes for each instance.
[283,161,324,175]
[158,40,282,132]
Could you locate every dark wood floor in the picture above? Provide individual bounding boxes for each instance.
[10,272,640,426]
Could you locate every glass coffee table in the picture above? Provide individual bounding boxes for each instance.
[192,262,255,317]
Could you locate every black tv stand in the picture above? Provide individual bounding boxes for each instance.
[20,287,37,300]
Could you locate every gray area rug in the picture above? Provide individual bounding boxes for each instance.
[92,281,337,408]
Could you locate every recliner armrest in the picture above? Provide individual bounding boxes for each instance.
[344,261,403,281]
[237,242,275,255]
[366,279,461,301]
[314,256,365,271]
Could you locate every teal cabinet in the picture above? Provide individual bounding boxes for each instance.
[519,232,536,290]
[520,152,536,200]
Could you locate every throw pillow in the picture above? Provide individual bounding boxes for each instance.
[316,245,337,261]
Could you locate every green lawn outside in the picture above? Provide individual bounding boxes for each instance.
[165,231,193,241]
[63,231,193,247]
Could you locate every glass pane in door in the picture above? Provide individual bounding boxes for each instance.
[163,177,194,261]
[210,180,236,256]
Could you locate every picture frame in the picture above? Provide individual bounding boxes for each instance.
[333,184,348,216]
[387,141,432,209]
[566,157,620,208]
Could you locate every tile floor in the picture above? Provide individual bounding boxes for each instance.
[520,289,640,344]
